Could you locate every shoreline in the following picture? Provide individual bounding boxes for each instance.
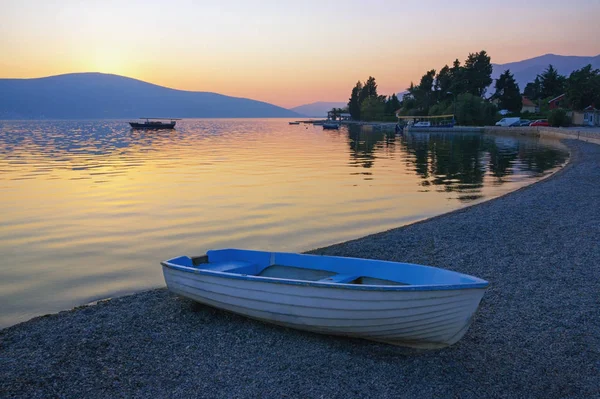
[2,139,599,398]
[0,132,570,331]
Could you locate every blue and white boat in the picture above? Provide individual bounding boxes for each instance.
[161,249,488,349]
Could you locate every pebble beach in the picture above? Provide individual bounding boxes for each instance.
[1,139,599,398]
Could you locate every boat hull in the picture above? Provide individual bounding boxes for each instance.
[162,265,486,348]
[129,122,176,129]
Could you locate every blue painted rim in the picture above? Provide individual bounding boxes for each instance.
[161,261,489,292]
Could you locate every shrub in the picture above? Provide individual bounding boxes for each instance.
[454,93,498,126]
[549,108,571,127]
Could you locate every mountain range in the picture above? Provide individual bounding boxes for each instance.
[289,101,348,117]
[2,54,598,119]
[491,53,600,92]
[0,73,300,119]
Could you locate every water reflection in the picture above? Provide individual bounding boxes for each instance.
[345,126,399,169]
[0,119,569,328]
[341,126,567,201]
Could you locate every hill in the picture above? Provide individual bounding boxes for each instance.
[492,53,600,90]
[0,73,300,119]
[290,101,348,117]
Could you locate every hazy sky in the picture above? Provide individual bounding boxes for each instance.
[1,0,599,108]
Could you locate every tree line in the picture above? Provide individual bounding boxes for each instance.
[346,77,401,121]
[523,64,600,111]
[398,50,498,125]
[339,51,500,125]
[335,50,600,126]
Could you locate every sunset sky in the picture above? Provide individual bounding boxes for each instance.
[1,0,599,108]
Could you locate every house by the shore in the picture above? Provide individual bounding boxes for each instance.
[546,94,599,126]
[549,94,567,110]
[521,97,537,113]
[571,105,600,126]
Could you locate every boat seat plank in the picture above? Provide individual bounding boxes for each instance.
[203,261,258,275]
[258,265,335,281]
[318,274,360,284]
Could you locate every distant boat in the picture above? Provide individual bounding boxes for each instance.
[161,248,488,349]
[289,121,300,125]
[129,118,181,129]
[322,123,340,130]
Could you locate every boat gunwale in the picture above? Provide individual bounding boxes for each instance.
[161,259,489,292]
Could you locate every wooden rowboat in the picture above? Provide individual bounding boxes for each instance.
[161,249,488,349]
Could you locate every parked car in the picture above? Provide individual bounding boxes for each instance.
[519,119,531,126]
[530,119,549,127]
[495,117,521,127]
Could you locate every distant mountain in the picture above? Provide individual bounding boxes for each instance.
[0,73,300,119]
[290,101,347,117]
[492,53,600,91]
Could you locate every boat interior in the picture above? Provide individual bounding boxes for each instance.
[164,249,483,287]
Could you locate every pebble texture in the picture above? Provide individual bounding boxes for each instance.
[1,140,599,399]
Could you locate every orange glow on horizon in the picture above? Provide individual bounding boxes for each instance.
[1,0,599,108]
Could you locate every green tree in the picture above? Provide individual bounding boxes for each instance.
[328,107,346,120]
[407,70,436,114]
[395,50,496,120]
[539,65,566,99]
[566,64,600,110]
[348,81,363,120]
[347,76,397,121]
[494,69,522,113]
[384,93,401,116]
[449,59,466,95]
[523,77,542,101]
[428,102,452,116]
[435,65,453,102]
[463,51,493,97]
[361,76,378,101]
[360,96,386,121]
[548,108,571,127]
[418,69,436,112]
[399,91,417,116]
[454,93,497,126]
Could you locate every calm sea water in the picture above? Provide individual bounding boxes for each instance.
[0,119,568,328]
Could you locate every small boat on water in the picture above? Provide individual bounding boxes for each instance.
[161,248,488,348]
[129,118,181,129]
[322,123,340,130]
[289,121,300,125]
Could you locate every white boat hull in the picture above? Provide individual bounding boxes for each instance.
[163,266,486,348]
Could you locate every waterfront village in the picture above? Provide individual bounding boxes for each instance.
[324,50,600,129]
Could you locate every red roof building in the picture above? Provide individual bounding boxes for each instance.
[521,97,537,113]
[548,94,566,110]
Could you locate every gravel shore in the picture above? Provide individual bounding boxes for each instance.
[2,139,599,399]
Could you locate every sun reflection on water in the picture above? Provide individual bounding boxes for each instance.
[0,119,568,327]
